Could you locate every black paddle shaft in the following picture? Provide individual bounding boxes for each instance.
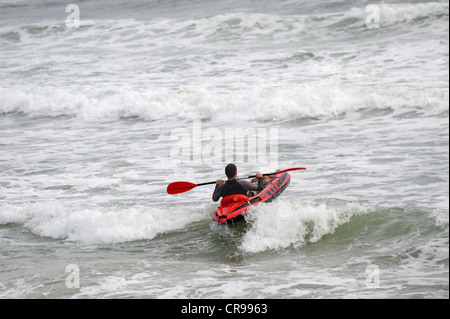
[197,168,305,187]
[196,175,257,187]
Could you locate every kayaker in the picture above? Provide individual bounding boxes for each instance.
[212,163,264,201]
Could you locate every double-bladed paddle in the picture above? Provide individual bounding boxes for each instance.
[166,167,306,195]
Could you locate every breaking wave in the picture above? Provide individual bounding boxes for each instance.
[240,199,376,253]
[1,85,447,122]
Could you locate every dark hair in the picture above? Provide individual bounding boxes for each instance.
[225,163,237,179]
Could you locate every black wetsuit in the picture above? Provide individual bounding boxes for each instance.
[212,177,264,202]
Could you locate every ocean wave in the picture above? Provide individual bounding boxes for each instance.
[240,199,376,253]
[0,202,206,245]
[1,2,447,56]
[0,84,447,122]
[376,2,449,26]
[0,2,447,122]
[2,2,447,37]
[343,2,449,28]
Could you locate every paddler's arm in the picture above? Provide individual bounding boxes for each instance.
[256,173,264,190]
[212,180,224,202]
[238,173,264,191]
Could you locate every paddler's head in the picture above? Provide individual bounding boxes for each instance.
[225,163,237,180]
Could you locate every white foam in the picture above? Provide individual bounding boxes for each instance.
[0,204,26,224]
[430,208,449,229]
[0,202,206,244]
[0,3,447,122]
[344,2,449,26]
[1,84,447,122]
[378,2,449,26]
[240,200,375,253]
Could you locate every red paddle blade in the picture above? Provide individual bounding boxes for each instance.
[277,167,306,174]
[167,181,198,195]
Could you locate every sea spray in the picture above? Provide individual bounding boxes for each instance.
[1,85,447,121]
[0,202,206,244]
[240,200,375,253]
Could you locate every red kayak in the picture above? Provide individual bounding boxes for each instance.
[212,171,291,225]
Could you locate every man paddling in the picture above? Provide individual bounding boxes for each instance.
[212,163,264,201]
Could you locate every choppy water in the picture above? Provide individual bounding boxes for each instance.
[0,0,448,299]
